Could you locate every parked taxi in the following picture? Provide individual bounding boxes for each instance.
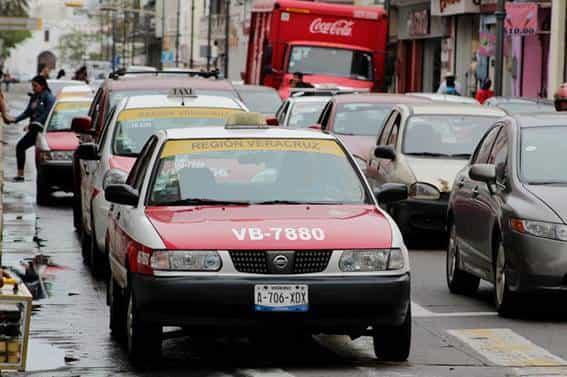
[104,113,412,365]
[74,91,247,274]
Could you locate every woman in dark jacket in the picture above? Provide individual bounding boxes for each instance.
[4,75,55,181]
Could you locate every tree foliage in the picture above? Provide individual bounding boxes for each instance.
[57,29,95,66]
[0,0,32,58]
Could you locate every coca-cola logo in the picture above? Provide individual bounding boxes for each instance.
[309,18,354,37]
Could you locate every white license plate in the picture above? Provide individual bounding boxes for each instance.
[254,285,308,312]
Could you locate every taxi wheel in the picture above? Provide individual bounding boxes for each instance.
[126,288,162,366]
[494,241,518,317]
[36,173,50,206]
[446,224,480,295]
[372,305,411,362]
[109,277,126,341]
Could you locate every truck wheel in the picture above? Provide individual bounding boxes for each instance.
[109,277,126,342]
[373,305,411,361]
[36,172,50,206]
[447,224,480,295]
[126,288,162,366]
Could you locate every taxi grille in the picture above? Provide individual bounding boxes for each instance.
[229,250,332,274]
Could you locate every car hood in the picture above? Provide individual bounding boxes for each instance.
[336,135,375,161]
[145,204,392,250]
[405,157,469,192]
[109,156,136,172]
[524,185,567,223]
[45,132,79,151]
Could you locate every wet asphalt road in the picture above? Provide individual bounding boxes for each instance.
[3,85,567,377]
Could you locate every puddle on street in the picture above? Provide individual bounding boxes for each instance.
[25,339,68,372]
[6,255,67,300]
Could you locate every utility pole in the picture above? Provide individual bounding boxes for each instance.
[175,0,180,67]
[224,0,230,78]
[123,0,127,68]
[112,11,117,71]
[207,0,213,71]
[494,0,506,96]
[161,0,166,69]
[190,0,195,68]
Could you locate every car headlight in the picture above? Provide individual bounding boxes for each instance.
[409,182,441,200]
[39,150,74,162]
[103,169,128,190]
[150,250,222,271]
[510,219,567,241]
[353,156,367,173]
[339,249,404,272]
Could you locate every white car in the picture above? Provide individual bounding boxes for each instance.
[275,95,330,128]
[74,92,247,274]
[104,115,411,365]
[407,92,480,105]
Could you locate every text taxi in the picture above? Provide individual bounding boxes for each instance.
[104,113,411,365]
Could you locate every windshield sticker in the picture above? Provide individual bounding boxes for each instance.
[55,102,90,111]
[117,107,241,121]
[161,138,345,158]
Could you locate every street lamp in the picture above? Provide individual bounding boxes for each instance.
[494,0,505,96]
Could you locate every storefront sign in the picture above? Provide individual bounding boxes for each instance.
[478,31,496,57]
[505,3,538,36]
[409,9,429,37]
[431,0,480,16]
[309,18,354,37]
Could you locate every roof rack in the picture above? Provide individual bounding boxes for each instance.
[290,88,369,97]
[108,69,220,80]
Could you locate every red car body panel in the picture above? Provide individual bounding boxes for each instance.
[45,132,80,151]
[145,204,392,250]
[109,156,136,172]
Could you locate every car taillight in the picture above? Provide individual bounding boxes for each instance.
[127,240,154,275]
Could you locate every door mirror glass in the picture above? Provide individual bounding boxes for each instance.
[469,164,496,183]
[105,184,139,206]
[374,145,396,160]
[374,183,408,204]
[76,143,99,161]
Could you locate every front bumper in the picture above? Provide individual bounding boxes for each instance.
[392,197,449,234]
[37,161,73,192]
[506,232,567,293]
[131,273,411,333]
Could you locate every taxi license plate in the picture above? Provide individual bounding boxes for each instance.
[254,285,308,312]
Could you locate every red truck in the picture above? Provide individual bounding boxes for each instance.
[244,0,387,98]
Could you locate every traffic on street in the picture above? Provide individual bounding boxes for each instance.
[1,0,567,375]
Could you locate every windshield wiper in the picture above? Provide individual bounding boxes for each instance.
[405,152,451,157]
[253,200,337,205]
[528,181,567,185]
[160,198,251,206]
[448,153,471,158]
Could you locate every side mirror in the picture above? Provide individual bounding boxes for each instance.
[374,183,408,204]
[469,164,496,183]
[308,124,322,130]
[76,143,99,161]
[374,145,396,160]
[71,116,93,135]
[105,184,139,206]
[266,117,279,126]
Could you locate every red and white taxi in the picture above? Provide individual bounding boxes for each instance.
[75,92,247,274]
[104,114,411,365]
[35,96,92,205]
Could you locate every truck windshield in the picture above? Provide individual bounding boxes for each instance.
[288,46,373,81]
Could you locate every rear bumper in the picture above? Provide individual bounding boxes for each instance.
[131,273,411,333]
[37,162,73,192]
[392,198,448,234]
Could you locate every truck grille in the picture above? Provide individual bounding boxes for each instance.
[229,250,332,274]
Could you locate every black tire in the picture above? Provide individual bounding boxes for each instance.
[36,172,50,206]
[109,277,126,342]
[126,288,162,367]
[494,239,518,317]
[446,223,480,295]
[373,305,411,361]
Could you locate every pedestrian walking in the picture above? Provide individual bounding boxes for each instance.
[72,66,89,84]
[0,88,10,123]
[56,69,66,79]
[3,75,55,181]
[291,72,314,89]
[38,63,51,79]
[475,79,494,104]
[554,83,567,111]
[437,73,462,96]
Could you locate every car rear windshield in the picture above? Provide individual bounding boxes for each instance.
[520,126,567,184]
[288,101,327,128]
[288,46,373,81]
[109,89,238,108]
[46,102,90,131]
[403,115,497,158]
[149,138,369,205]
[112,107,242,156]
[238,89,282,114]
[334,103,392,136]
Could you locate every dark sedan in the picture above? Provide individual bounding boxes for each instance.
[447,113,567,316]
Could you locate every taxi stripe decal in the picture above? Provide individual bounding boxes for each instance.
[448,329,567,367]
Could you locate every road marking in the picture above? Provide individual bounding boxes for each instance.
[412,302,497,318]
[448,329,567,367]
[238,368,296,377]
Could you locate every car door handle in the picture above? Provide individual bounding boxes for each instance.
[457,178,465,188]
[472,186,480,197]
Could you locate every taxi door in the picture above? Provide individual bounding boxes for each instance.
[367,110,401,189]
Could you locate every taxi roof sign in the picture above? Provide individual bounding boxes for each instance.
[168,88,197,97]
[225,112,268,129]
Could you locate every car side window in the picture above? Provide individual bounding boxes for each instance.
[276,101,289,124]
[127,136,158,191]
[490,126,508,179]
[387,115,401,146]
[378,112,399,146]
[473,126,501,164]
[318,102,333,130]
[88,88,102,119]
[377,112,394,145]
[96,106,116,149]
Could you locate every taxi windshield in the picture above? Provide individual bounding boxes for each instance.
[403,115,497,158]
[149,138,369,205]
[288,101,327,128]
[334,103,392,136]
[46,102,90,131]
[112,107,242,156]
